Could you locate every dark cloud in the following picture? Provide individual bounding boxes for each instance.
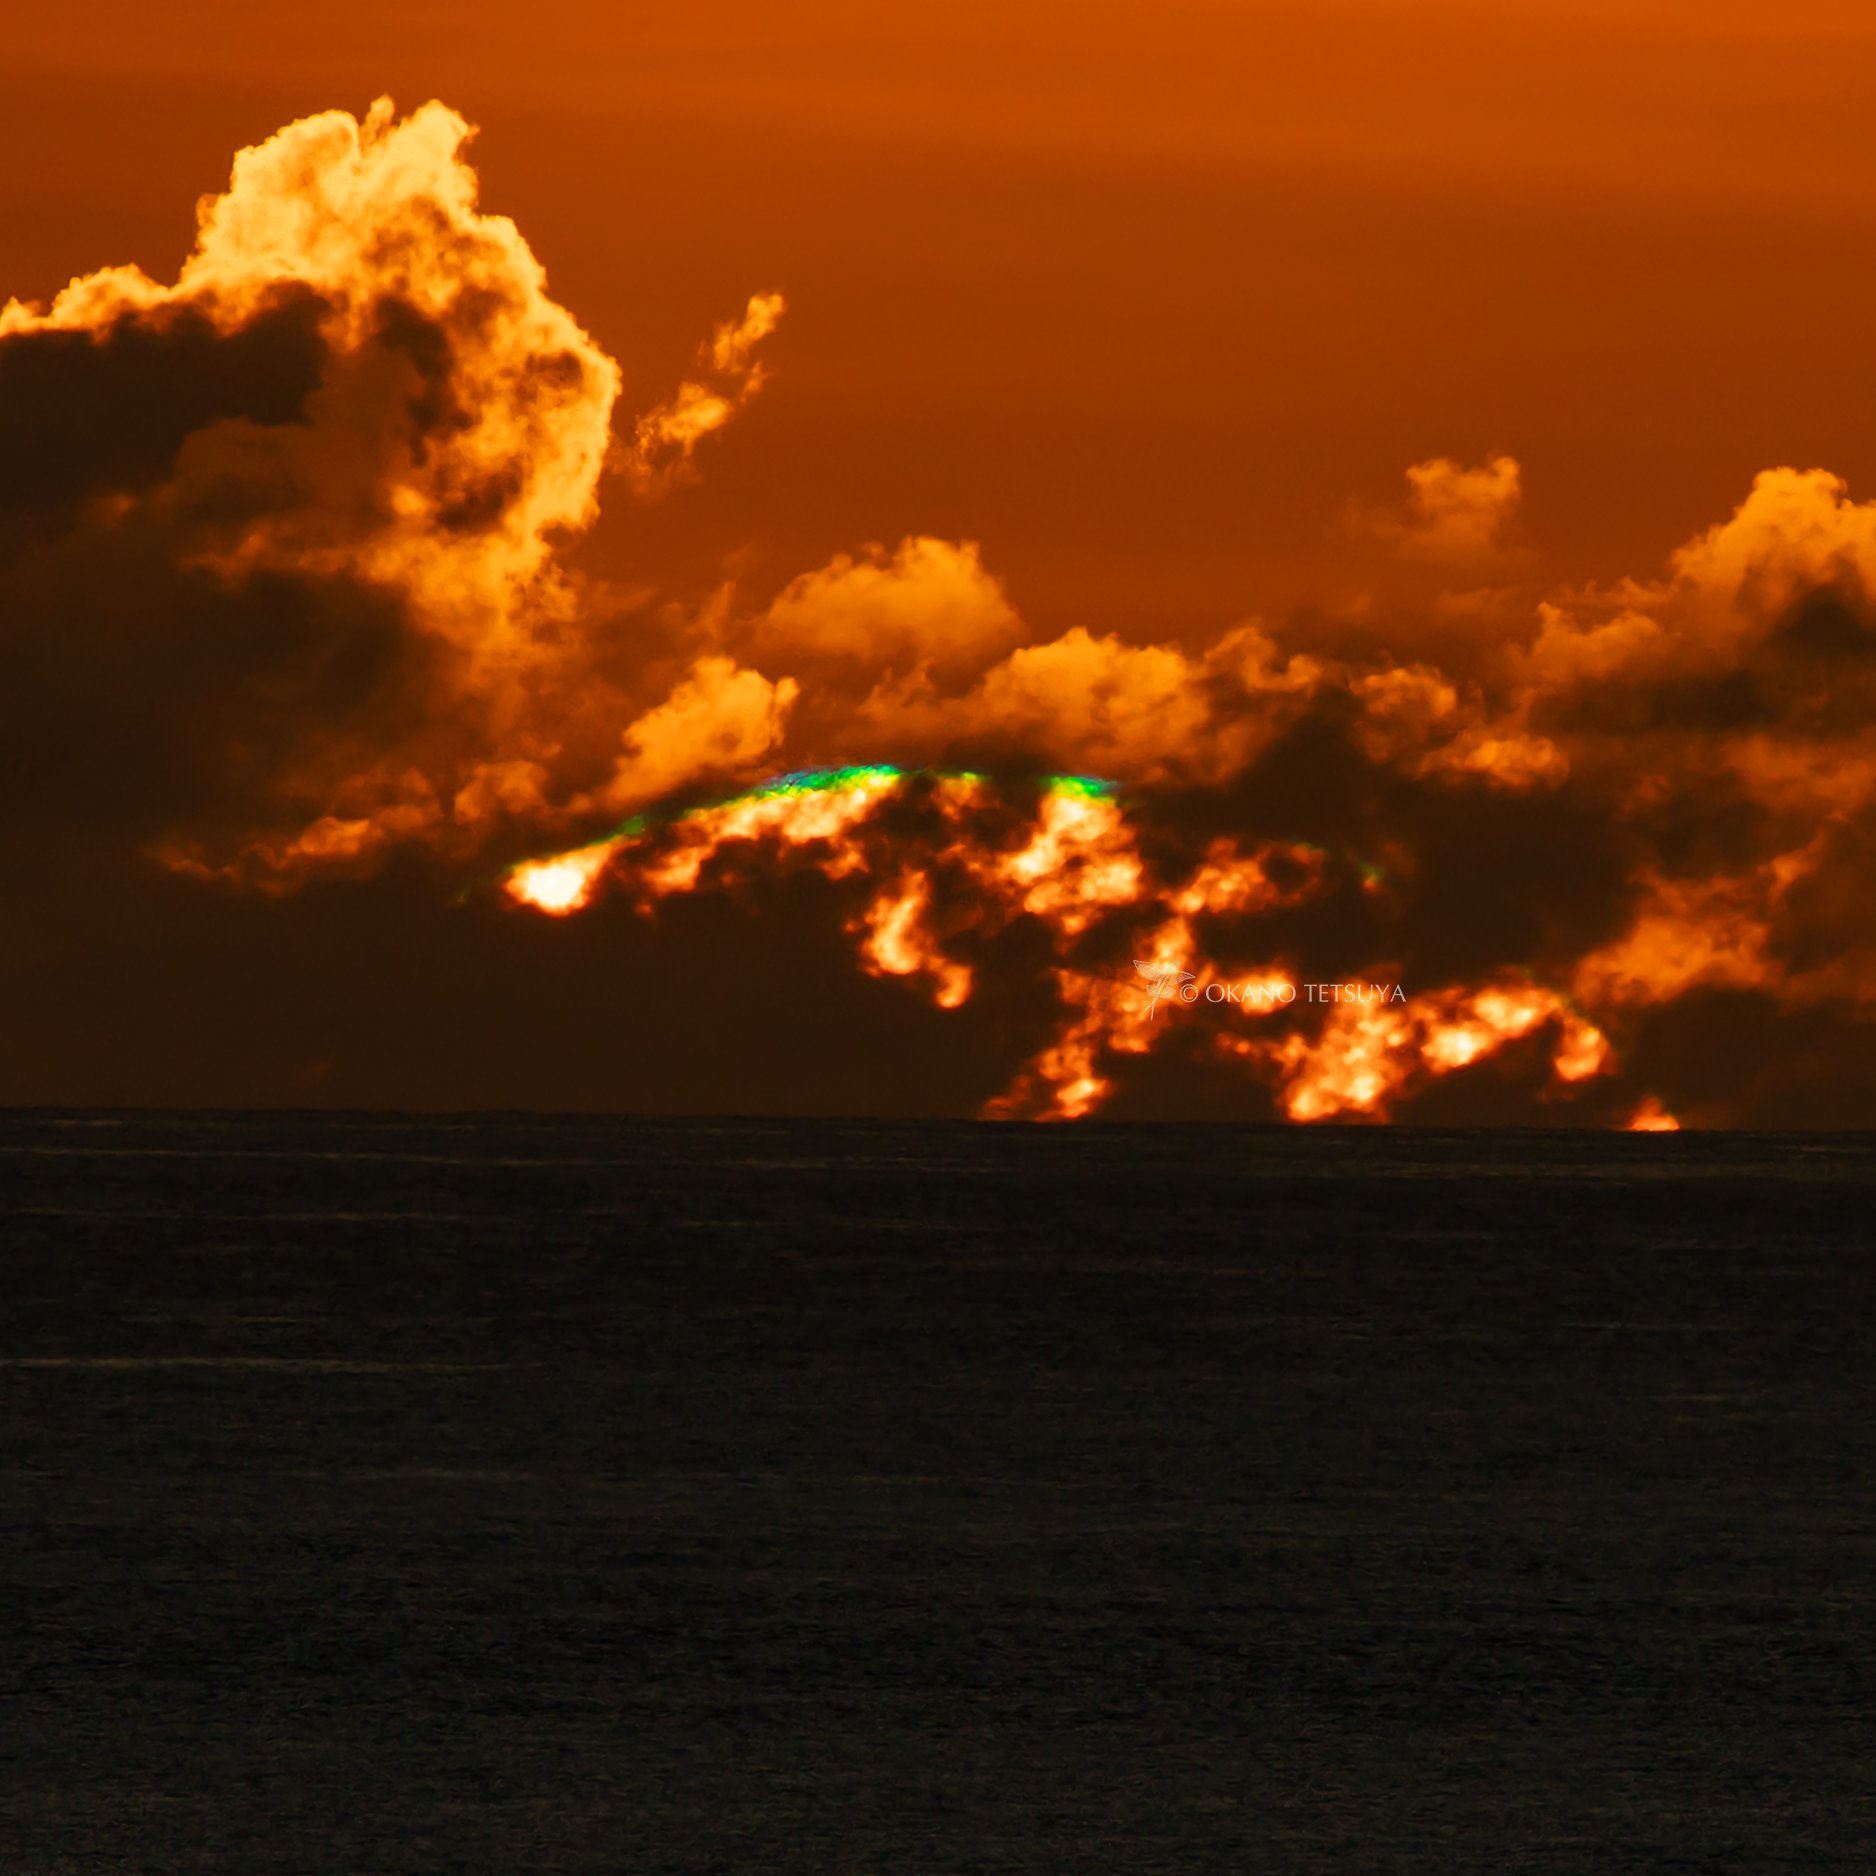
[0,855,1027,1117]
[0,466,434,869]
[1627,989,1876,1131]
[0,289,328,525]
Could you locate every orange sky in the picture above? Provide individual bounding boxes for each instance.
[8,0,1876,642]
[3,3,1875,1123]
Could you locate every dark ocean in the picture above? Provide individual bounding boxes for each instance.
[3,1113,1873,1872]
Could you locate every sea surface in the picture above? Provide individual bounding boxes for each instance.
[3,1113,1873,1872]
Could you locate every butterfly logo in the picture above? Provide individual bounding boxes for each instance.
[1134,959,1196,1015]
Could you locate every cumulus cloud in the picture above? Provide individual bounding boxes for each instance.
[1348,453,1526,566]
[3,101,1874,1126]
[0,99,800,887]
[598,657,799,813]
[755,535,1022,686]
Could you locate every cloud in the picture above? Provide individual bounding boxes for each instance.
[621,291,786,494]
[1348,453,1526,566]
[755,535,1021,687]
[0,100,791,893]
[598,656,799,812]
[4,100,1875,1126]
